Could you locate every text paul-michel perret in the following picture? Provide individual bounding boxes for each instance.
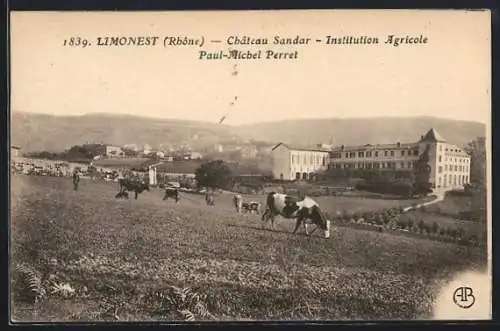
[95,34,428,47]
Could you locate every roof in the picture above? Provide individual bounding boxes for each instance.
[419,128,447,143]
[271,142,330,153]
[334,142,417,151]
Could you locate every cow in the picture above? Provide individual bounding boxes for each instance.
[163,187,180,203]
[118,178,150,200]
[242,201,261,214]
[261,192,331,238]
[72,171,80,191]
[233,194,243,213]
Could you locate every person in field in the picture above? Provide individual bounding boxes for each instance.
[261,192,331,238]
[233,194,243,213]
[72,170,80,191]
[205,189,215,206]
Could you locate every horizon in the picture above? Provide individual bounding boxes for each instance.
[10,11,491,126]
[10,110,489,126]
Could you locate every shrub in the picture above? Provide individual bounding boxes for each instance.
[431,222,439,235]
[417,220,425,234]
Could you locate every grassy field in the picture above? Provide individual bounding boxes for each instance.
[10,175,487,322]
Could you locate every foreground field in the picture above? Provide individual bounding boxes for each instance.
[10,175,487,321]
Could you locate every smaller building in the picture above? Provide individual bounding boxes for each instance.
[105,145,124,158]
[11,145,21,158]
[271,143,330,181]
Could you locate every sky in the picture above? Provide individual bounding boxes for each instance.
[10,10,491,126]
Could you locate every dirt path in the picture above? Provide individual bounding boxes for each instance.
[402,190,446,212]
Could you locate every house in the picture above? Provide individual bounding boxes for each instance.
[105,145,124,158]
[11,145,21,158]
[271,143,330,181]
[328,128,471,189]
[190,152,203,160]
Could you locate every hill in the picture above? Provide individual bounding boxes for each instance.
[11,112,486,153]
[235,116,487,146]
[11,112,242,153]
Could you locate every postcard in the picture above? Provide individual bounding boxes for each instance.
[9,9,492,322]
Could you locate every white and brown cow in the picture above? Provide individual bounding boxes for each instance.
[261,192,331,238]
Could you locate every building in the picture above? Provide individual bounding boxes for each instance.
[105,145,124,157]
[11,145,21,158]
[271,143,330,181]
[328,128,471,189]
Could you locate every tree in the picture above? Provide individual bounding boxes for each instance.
[413,145,432,195]
[195,160,233,190]
[466,137,487,216]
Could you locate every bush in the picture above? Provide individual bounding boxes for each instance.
[431,222,439,235]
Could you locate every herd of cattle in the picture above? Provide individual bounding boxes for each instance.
[73,175,332,239]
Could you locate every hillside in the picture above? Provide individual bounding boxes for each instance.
[11,112,242,153]
[235,116,487,147]
[11,112,486,153]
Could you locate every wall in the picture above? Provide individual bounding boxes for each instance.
[271,145,291,180]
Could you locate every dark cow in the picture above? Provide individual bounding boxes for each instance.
[261,192,331,238]
[163,187,180,203]
[242,201,261,214]
[118,178,150,200]
[72,172,80,191]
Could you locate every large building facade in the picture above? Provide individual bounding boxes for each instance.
[271,128,471,189]
[271,143,330,181]
[328,128,471,189]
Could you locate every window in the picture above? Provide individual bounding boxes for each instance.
[401,150,405,156]
[375,151,379,157]
[439,156,442,162]
[384,151,388,157]
[438,166,443,173]
[350,152,355,158]
[359,151,364,158]
[345,152,349,158]
[367,151,372,157]
[445,165,448,171]
[381,163,386,168]
[390,151,394,156]
[414,149,419,156]
[401,162,405,168]
[454,165,458,171]
[408,162,412,168]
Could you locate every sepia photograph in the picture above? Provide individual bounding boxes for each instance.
[9,9,492,322]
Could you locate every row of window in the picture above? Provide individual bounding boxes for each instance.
[438,174,469,187]
[329,161,416,169]
[438,164,469,173]
[341,149,420,159]
[438,155,469,163]
[291,154,328,166]
[439,145,464,153]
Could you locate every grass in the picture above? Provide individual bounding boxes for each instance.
[10,175,487,322]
